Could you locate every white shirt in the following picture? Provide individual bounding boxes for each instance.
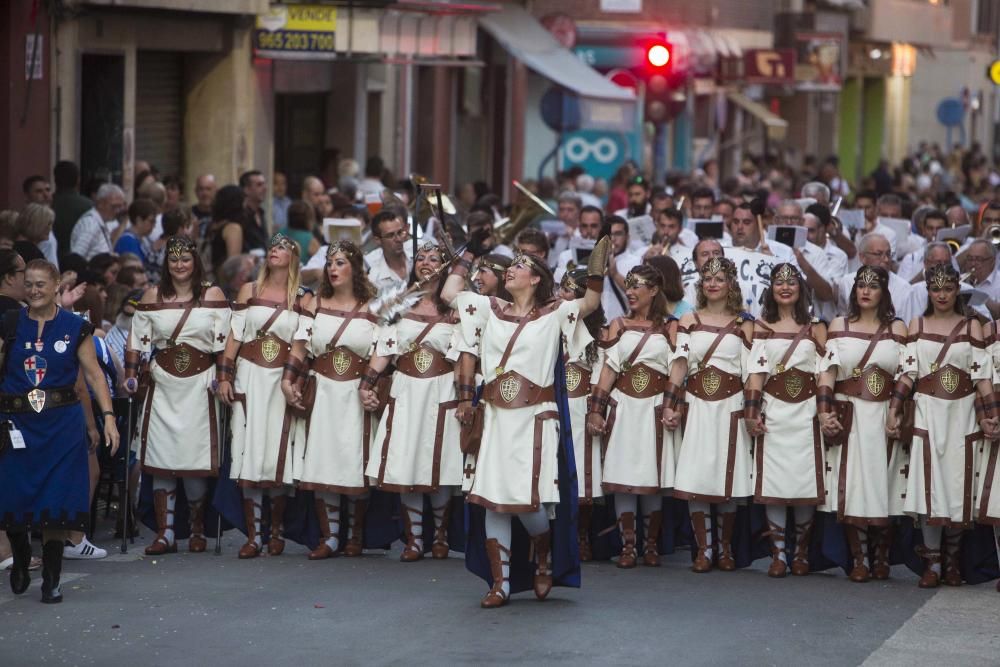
[70,208,114,260]
[896,248,924,283]
[971,262,1000,302]
[358,178,385,198]
[364,247,411,293]
[838,270,917,325]
[579,192,602,209]
[814,240,849,322]
[38,231,58,265]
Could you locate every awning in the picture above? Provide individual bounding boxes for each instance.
[479,4,635,131]
[726,92,788,141]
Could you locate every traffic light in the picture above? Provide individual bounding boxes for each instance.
[647,43,671,69]
[642,40,680,123]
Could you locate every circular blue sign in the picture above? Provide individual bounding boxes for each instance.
[540,87,581,133]
[936,98,964,127]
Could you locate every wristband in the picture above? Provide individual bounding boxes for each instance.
[585,276,603,292]
[816,386,834,413]
[124,350,141,379]
[587,389,610,417]
[743,389,762,421]
[101,410,115,419]
[282,360,303,384]
[216,354,236,383]
[360,368,381,392]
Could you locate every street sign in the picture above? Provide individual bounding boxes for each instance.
[560,129,628,181]
[743,49,795,85]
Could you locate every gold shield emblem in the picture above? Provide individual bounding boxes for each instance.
[631,366,650,394]
[702,369,721,396]
[785,373,804,399]
[413,348,433,374]
[332,349,350,375]
[261,336,281,363]
[866,371,885,397]
[565,364,582,392]
[499,375,521,402]
[27,388,46,413]
[174,347,191,374]
[941,367,959,394]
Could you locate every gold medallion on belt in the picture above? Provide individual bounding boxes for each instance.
[866,370,885,397]
[499,374,521,402]
[631,366,650,393]
[174,346,191,374]
[332,348,350,375]
[784,372,803,399]
[701,368,721,396]
[413,347,433,374]
[941,366,959,393]
[565,364,582,392]
[260,335,281,363]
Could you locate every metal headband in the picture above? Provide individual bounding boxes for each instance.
[772,263,800,283]
[268,233,299,254]
[166,236,197,259]
[326,241,357,260]
[475,259,508,275]
[700,256,736,279]
[512,253,546,275]
[624,269,657,289]
[854,266,881,288]
[926,264,958,290]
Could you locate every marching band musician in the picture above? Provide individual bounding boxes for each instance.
[218,233,306,559]
[818,266,907,582]
[125,237,230,556]
[744,263,826,578]
[587,264,674,568]
[663,257,753,573]
[886,264,998,587]
[283,241,379,559]
[361,242,462,562]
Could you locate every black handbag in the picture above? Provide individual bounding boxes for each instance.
[0,309,21,457]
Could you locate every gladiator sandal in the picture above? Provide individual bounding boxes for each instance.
[430,500,451,560]
[642,511,662,567]
[765,520,788,578]
[871,526,892,580]
[343,498,368,556]
[577,504,593,562]
[717,512,737,571]
[916,545,941,589]
[941,529,963,587]
[8,530,31,595]
[690,511,713,573]
[481,538,510,609]
[308,497,341,560]
[790,518,813,576]
[145,489,177,555]
[400,503,424,562]
[238,497,262,559]
[845,525,870,583]
[617,512,638,569]
[40,539,64,604]
[188,497,208,553]
[268,495,287,556]
[531,531,554,600]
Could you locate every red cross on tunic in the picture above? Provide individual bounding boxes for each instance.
[216,333,226,344]
[567,313,576,323]
[35,368,45,382]
[306,327,313,337]
[465,305,477,316]
[386,338,395,349]
[23,357,36,370]
[971,361,981,373]
[464,463,475,479]
[905,356,915,366]
[474,328,481,338]
[757,356,767,366]
[682,344,689,352]
[900,464,909,477]
[141,335,152,346]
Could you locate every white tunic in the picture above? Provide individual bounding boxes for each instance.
[566,346,604,502]
[819,324,905,524]
[747,323,825,504]
[131,299,230,477]
[902,318,992,526]
[672,315,753,501]
[976,333,1000,526]
[292,305,378,494]
[366,313,462,491]
[454,293,587,512]
[229,297,302,488]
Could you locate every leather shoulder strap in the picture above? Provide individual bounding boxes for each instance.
[167,301,196,344]
[495,311,536,372]
[256,302,287,336]
[932,318,969,368]
[624,324,658,368]
[409,314,445,350]
[699,318,739,368]
[325,301,363,350]
[776,322,814,370]
[854,322,888,372]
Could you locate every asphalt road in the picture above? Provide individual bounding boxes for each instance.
[2,528,998,667]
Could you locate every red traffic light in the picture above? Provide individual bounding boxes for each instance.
[647,43,671,68]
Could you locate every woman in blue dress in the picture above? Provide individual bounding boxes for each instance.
[0,259,119,603]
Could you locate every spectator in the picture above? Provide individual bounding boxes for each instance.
[644,254,694,316]
[51,160,94,257]
[216,253,257,301]
[301,175,325,215]
[273,171,291,230]
[162,175,183,214]
[116,252,144,273]
[70,183,126,260]
[239,170,269,252]
[22,175,52,205]
[551,191,583,264]
[575,174,602,208]
[133,169,157,200]
[208,184,246,271]
[74,283,110,330]
[88,253,120,288]
[285,200,320,261]
[358,156,386,198]
[116,265,149,291]
[316,192,334,220]
[513,228,550,263]
[104,287,142,367]
[191,174,217,240]
[14,203,54,263]
[0,211,16,249]
[114,198,157,263]
[161,208,193,239]
[615,175,651,218]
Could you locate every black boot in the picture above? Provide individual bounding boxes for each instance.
[8,530,32,595]
[41,540,63,604]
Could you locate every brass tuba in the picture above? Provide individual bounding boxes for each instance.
[494,180,557,245]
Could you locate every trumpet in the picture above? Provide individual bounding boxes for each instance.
[986,223,1000,247]
[494,180,556,245]
[945,237,963,255]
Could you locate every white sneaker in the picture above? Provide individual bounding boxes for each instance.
[63,537,107,560]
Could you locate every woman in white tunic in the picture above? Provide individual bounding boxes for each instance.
[558,268,605,561]
[886,264,998,587]
[663,257,753,573]
[978,320,1000,592]
[125,237,230,555]
[361,242,462,562]
[817,265,907,582]
[442,245,603,608]
[744,263,826,578]
[588,264,673,568]
[218,233,305,559]
[281,241,378,559]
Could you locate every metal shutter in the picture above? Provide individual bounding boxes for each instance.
[135,51,183,178]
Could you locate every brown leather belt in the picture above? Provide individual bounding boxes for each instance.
[155,343,214,378]
[482,370,555,408]
[313,346,367,381]
[835,367,893,402]
[687,366,742,401]
[395,346,452,378]
[914,365,974,399]
[614,363,668,399]
[0,384,79,413]
[238,334,291,369]
[764,368,817,403]
[565,364,592,399]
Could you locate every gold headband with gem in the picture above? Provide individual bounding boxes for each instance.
[772,263,800,283]
[700,256,736,279]
[166,236,197,260]
[268,233,299,254]
[854,266,881,288]
[475,258,508,276]
[624,269,657,289]
[926,264,958,290]
[512,253,546,275]
[326,241,357,260]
